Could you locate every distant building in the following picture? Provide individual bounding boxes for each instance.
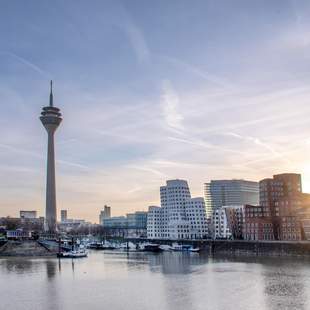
[103,216,127,228]
[6,229,31,240]
[127,211,147,229]
[99,205,111,225]
[61,210,67,222]
[103,211,148,238]
[147,179,208,240]
[58,219,87,232]
[20,211,37,219]
[204,180,259,218]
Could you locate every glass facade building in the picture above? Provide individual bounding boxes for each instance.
[204,179,259,218]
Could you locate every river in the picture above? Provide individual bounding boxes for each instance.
[0,251,309,310]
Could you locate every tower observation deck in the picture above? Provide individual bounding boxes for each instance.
[40,81,62,233]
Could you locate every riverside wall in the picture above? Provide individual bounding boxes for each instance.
[122,238,310,257]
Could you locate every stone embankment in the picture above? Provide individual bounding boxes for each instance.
[123,238,310,257]
[0,240,56,257]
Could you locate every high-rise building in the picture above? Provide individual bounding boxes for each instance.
[99,205,111,225]
[204,179,259,218]
[60,210,67,222]
[243,173,307,241]
[147,179,208,240]
[259,173,302,217]
[40,81,62,233]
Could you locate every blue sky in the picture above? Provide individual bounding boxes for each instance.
[1,0,310,222]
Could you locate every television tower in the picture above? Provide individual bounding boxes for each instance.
[40,81,62,233]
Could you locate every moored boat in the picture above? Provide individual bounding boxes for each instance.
[171,244,200,252]
[87,242,116,250]
[143,244,163,252]
[57,249,88,258]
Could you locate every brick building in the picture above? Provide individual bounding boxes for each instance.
[243,205,274,241]
[259,173,303,240]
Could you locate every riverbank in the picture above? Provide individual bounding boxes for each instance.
[2,238,310,257]
[0,240,56,257]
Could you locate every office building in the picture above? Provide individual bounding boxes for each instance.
[103,211,148,238]
[204,179,259,218]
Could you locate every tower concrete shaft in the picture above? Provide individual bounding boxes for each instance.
[40,81,62,233]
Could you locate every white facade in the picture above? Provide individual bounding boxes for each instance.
[147,180,208,240]
[211,208,231,239]
[210,205,245,239]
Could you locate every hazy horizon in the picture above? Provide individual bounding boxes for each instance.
[1,0,310,223]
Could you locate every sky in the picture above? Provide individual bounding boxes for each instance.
[1,0,310,223]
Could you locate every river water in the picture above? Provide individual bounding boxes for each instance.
[0,251,310,310]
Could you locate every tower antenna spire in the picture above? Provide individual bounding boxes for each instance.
[49,80,53,107]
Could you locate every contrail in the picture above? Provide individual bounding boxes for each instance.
[1,51,51,79]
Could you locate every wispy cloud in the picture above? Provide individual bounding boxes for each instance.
[161,80,184,130]
[113,3,150,63]
[226,132,291,164]
[126,165,167,178]
[0,142,89,171]
[123,20,150,63]
[163,55,236,90]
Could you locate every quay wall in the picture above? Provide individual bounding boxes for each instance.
[119,238,310,257]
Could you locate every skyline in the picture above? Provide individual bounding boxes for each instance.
[1,1,310,223]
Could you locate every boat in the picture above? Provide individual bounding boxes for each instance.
[57,249,88,258]
[87,242,116,250]
[143,244,163,252]
[171,244,200,252]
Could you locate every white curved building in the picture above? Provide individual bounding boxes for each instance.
[147,180,208,240]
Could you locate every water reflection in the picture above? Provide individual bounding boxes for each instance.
[148,252,207,274]
[0,258,35,274]
[46,259,57,280]
[0,252,310,310]
[263,262,306,310]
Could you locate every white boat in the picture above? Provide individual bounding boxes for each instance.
[170,244,200,252]
[57,249,88,258]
